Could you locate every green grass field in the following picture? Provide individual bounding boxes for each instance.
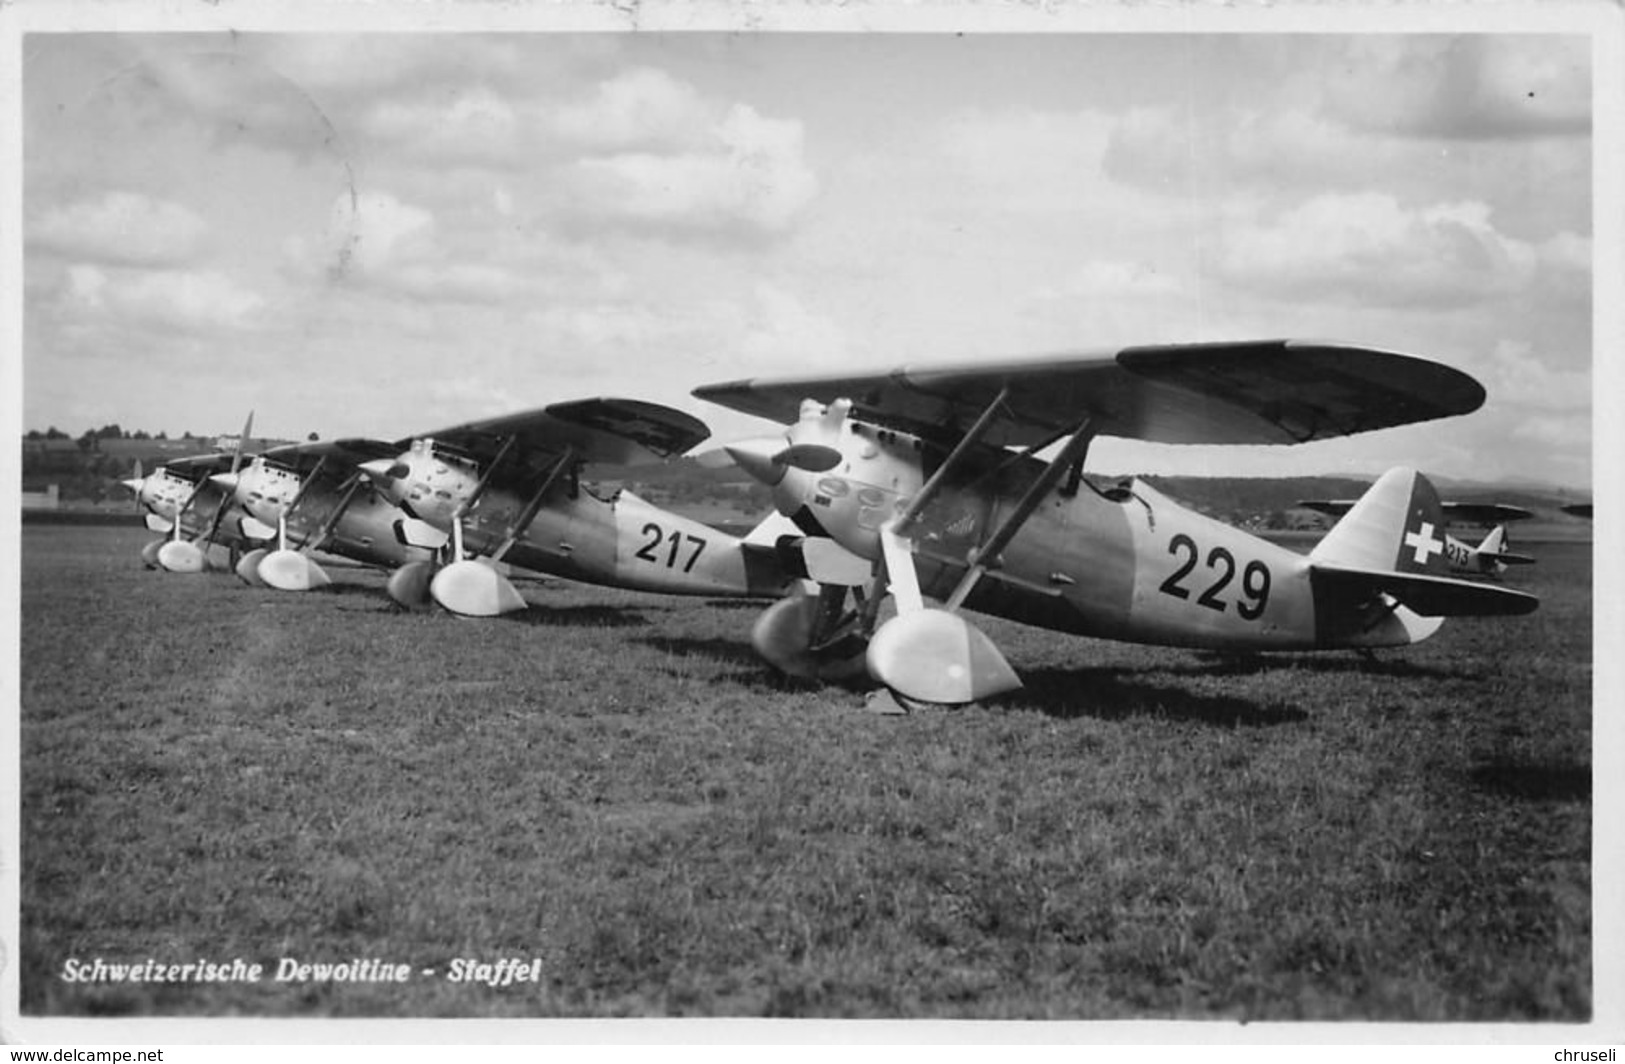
[18,524,1592,1019]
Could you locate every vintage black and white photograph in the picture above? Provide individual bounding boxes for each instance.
[6,1,1614,1043]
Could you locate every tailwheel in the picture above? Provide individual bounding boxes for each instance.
[258,548,333,592]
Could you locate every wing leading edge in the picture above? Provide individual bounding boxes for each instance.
[694,340,1485,448]
[404,398,710,470]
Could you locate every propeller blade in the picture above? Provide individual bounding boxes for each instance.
[122,459,146,510]
[230,411,255,475]
[773,442,843,473]
[359,459,409,482]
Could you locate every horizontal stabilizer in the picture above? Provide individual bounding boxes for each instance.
[1311,563,1539,617]
[1482,551,1536,566]
[1301,499,1534,524]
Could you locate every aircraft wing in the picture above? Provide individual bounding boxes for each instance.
[693,340,1485,448]
[160,452,248,480]
[1300,500,1534,524]
[401,397,711,482]
[256,438,405,476]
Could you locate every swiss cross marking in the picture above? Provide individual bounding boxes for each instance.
[1404,521,1445,565]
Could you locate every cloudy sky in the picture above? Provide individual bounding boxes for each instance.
[19,25,1599,487]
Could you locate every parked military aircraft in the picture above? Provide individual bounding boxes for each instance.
[120,440,267,574]
[694,340,1540,706]
[207,441,440,590]
[1297,499,1534,576]
[246,397,792,614]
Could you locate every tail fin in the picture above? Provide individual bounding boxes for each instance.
[1309,466,1451,575]
[1310,467,1538,621]
[1476,524,1536,567]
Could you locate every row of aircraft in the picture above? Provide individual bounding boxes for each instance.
[124,339,1542,708]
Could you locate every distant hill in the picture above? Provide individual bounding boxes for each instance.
[20,435,294,502]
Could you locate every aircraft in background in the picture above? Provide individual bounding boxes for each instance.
[207,440,441,591]
[1562,503,1593,519]
[1296,499,1535,576]
[118,415,264,573]
[243,397,793,614]
[694,340,1540,708]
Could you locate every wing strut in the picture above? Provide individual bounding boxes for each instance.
[461,434,520,515]
[307,472,365,551]
[254,456,350,592]
[867,403,1094,705]
[945,419,1094,610]
[429,434,547,617]
[895,386,1009,535]
[490,447,576,563]
[275,456,329,550]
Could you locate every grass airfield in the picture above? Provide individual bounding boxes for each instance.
[18,523,1591,1020]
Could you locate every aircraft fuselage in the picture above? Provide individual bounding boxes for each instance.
[377,439,786,598]
[229,458,435,570]
[762,417,1423,651]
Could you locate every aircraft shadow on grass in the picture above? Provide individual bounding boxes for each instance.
[639,635,1314,723]
[1467,760,1591,803]
[1171,651,1474,682]
[636,634,850,694]
[701,599,777,612]
[501,603,653,629]
[305,582,390,599]
[1011,666,1310,727]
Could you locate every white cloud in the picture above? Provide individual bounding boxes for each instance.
[570,103,817,236]
[286,189,432,281]
[736,283,851,371]
[1480,339,1591,414]
[130,48,344,159]
[63,264,265,331]
[937,108,1115,196]
[1032,259,1184,302]
[1324,37,1590,141]
[548,67,714,153]
[282,189,531,305]
[257,37,522,97]
[362,87,520,166]
[1214,193,1544,309]
[1104,106,1370,199]
[31,192,209,267]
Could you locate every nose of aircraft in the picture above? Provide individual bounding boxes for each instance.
[723,439,788,485]
[209,471,241,492]
[120,477,145,494]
